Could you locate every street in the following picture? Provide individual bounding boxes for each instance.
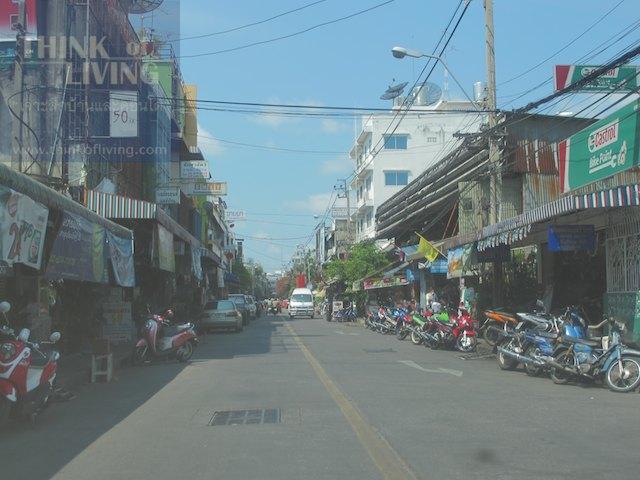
[2,315,639,480]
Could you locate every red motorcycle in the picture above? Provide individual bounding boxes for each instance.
[0,302,61,427]
[133,309,198,364]
[427,303,477,352]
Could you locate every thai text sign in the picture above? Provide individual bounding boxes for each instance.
[180,161,210,179]
[0,187,48,270]
[559,101,640,193]
[548,225,595,252]
[225,210,246,221]
[554,65,640,93]
[183,182,227,196]
[155,187,180,204]
[46,212,108,283]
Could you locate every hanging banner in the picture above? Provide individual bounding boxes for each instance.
[156,224,175,272]
[447,244,475,279]
[559,100,640,193]
[191,245,203,281]
[548,225,596,252]
[106,231,135,287]
[0,187,49,270]
[46,212,108,283]
[554,65,640,93]
[109,91,138,138]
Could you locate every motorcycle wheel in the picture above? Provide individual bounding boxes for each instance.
[605,356,640,393]
[550,350,574,385]
[0,396,10,428]
[410,331,423,345]
[524,345,543,377]
[455,335,477,353]
[497,342,518,370]
[397,328,409,340]
[177,341,194,363]
[133,345,148,365]
[482,321,501,347]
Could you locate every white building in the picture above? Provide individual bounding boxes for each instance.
[349,98,484,242]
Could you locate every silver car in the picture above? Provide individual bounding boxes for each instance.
[201,300,244,332]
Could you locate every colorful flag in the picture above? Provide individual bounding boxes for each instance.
[416,232,441,262]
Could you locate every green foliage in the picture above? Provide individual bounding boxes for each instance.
[232,260,253,293]
[324,242,390,284]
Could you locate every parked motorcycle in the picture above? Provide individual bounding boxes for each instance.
[0,302,61,427]
[133,309,198,364]
[365,307,395,334]
[480,309,519,346]
[547,317,640,392]
[496,306,585,375]
[428,304,477,352]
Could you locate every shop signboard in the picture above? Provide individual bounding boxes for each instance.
[427,259,448,274]
[548,225,595,252]
[0,187,49,270]
[0,0,37,42]
[156,224,175,272]
[559,101,640,193]
[180,160,210,180]
[363,275,408,290]
[106,231,135,287]
[182,181,227,197]
[447,244,475,279]
[225,210,246,222]
[46,212,108,283]
[554,65,640,93]
[155,187,180,205]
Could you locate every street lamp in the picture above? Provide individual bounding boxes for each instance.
[391,46,480,109]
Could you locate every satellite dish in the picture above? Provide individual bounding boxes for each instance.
[380,81,409,101]
[126,0,164,14]
[411,82,442,106]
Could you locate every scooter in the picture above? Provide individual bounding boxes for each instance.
[0,301,61,427]
[133,309,198,364]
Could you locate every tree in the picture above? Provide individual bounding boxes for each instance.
[324,242,389,285]
[232,260,252,293]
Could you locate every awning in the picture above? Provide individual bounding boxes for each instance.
[0,164,132,239]
[447,184,640,250]
[383,261,410,278]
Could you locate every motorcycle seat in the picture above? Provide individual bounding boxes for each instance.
[562,336,599,347]
[164,324,191,337]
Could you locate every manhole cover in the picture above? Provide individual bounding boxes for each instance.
[363,348,395,353]
[208,409,281,426]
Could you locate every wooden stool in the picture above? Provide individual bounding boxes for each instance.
[91,353,113,383]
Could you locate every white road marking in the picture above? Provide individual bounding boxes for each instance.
[334,330,360,336]
[398,360,463,377]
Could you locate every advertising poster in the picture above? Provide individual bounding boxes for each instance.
[46,212,109,283]
[101,288,134,344]
[0,187,49,270]
[447,244,475,279]
[107,231,135,287]
[156,224,175,272]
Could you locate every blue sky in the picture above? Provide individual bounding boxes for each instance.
[137,0,639,271]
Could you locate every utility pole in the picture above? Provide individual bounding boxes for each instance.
[484,0,502,304]
[12,0,27,173]
[335,178,352,243]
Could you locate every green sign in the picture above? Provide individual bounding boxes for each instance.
[559,100,640,193]
[554,65,639,92]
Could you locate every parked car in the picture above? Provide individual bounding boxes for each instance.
[229,294,251,325]
[289,288,314,319]
[200,299,243,332]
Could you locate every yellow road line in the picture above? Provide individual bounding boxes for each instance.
[285,323,419,480]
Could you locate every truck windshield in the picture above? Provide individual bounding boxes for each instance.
[291,294,312,302]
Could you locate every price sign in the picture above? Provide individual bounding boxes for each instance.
[110,91,138,138]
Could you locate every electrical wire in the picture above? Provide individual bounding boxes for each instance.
[178,0,395,59]
[172,0,329,42]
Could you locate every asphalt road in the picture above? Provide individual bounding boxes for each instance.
[1,313,639,480]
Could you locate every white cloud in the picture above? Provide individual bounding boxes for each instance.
[321,119,348,134]
[320,157,351,175]
[286,192,334,214]
[197,123,224,157]
[250,97,325,129]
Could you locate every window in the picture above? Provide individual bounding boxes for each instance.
[205,300,235,311]
[365,177,372,193]
[384,170,410,186]
[366,211,373,227]
[291,294,313,302]
[383,134,408,150]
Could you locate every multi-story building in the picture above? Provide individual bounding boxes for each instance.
[349,95,483,242]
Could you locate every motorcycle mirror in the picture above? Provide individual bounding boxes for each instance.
[49,331,61,343]
[0,301,11,314]
[18,328,30,342]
